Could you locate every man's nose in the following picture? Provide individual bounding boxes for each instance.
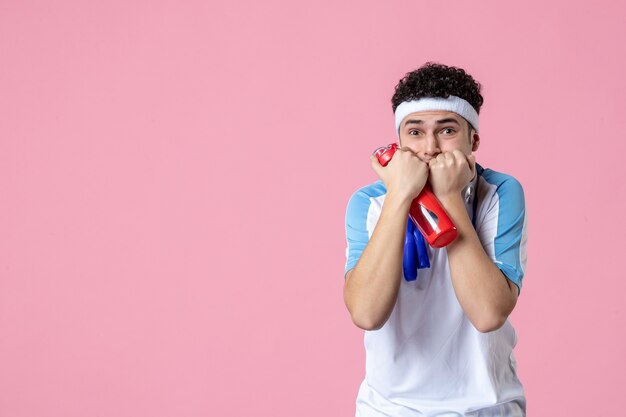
[423,133,441,156]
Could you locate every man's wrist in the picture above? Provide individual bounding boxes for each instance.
[436,191,465,207]
[384,191,415,210]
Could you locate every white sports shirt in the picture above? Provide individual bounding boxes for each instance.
[344,164,528,417]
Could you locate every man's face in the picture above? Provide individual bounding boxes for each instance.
[397,110,480,162]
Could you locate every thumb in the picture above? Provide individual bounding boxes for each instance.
[370,153,384,177]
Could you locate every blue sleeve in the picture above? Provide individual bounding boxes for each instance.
[480,172,528,292]
[344,190,372,277]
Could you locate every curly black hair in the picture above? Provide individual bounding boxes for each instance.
[391,62,483,116]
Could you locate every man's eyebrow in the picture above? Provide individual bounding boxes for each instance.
[404,118,461,127]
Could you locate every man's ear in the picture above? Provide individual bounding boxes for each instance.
[471,132,480,152]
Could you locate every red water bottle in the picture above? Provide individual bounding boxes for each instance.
[374,143,458,248]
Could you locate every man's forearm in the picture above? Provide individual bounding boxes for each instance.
[344,194,411,330]
[440,194,517,332]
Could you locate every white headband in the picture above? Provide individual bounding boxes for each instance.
[394,95,479,134]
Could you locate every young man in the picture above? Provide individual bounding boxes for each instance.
[343,63,528,416]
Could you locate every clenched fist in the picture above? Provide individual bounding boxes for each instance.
[428,150,476,199]
[370,147,429,202]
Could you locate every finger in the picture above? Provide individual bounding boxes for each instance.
[370,153,384,168]
[451,149,465,159]
[466,153,477,176]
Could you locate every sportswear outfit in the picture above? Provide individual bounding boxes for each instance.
[344,164,528,417]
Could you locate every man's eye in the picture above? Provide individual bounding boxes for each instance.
[408,130,420,136]
[441,128,455,134]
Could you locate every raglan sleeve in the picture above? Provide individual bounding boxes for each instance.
[477,175,528,292]
[344,189,372,278]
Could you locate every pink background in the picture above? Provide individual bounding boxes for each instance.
[1,1,625,416]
